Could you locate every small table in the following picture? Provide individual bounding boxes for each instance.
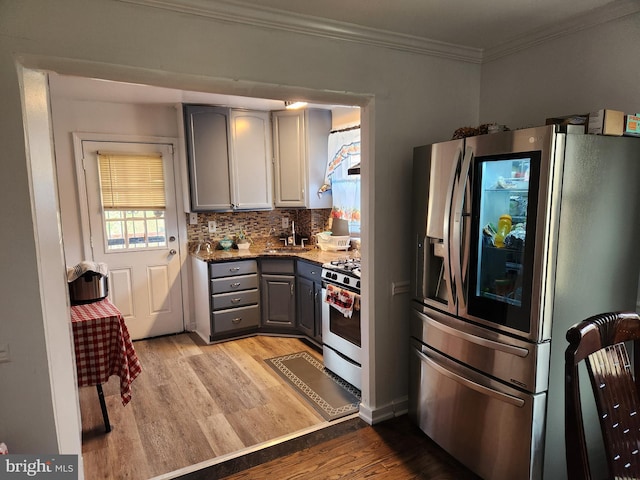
[71,298,142,432]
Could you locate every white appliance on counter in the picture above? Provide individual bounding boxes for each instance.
[409,125,640,480]
[321,258,362,390]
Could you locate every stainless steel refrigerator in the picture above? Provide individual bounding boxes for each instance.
[408,124,640,480]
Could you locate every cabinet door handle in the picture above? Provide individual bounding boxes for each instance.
[230,282,241,288]
[291,283,294,296]
[232,317,242,324]
[231,298,242,303]
[230,267,240,272]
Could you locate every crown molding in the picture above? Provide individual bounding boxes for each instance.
[118,0,483,63]
[119,0,640,65]
[483,0,640,62]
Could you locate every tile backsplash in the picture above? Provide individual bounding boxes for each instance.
[187,209,332,248]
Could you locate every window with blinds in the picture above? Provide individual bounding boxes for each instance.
[97,153,167,250]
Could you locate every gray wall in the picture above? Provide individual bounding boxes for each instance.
[2,0,637,464]
[480,12,640,311]
[480,13,640,129]
[50,97,181,267]
[0,0,479,455]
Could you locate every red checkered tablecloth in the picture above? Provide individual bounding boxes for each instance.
[71,299,142,405]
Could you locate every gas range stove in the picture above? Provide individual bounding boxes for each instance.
[321,258,361,292]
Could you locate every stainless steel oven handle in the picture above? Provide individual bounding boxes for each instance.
[413,347,525,408]
[452,146,473,310]
[419,312,529,358]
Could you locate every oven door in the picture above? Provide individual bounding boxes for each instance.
[321,286,362,365]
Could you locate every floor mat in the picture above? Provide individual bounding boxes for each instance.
[265,351,360,421]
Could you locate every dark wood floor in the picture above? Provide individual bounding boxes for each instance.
[79,333,480,480]
[217,415,481,480]
[216,415,479,480]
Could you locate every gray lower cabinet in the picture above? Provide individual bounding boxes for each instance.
[210,260,260,336]
[192,257,260,342]
[193,257,326,343]
[260,259,296,329]
[296,260,323,342]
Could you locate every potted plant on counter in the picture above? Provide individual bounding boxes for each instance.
[235,229,252,250]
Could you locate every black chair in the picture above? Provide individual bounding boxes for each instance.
[565,311,640,480]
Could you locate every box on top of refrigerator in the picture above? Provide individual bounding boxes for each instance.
[588,109,624,136]
[624,114,640,137]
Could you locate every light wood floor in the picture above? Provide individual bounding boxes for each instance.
[79,334,327,479]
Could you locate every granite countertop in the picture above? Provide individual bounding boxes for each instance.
[191,246,357,266]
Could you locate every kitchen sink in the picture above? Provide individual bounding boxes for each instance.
[262,246,314,254]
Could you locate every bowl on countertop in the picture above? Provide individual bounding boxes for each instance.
[218,237,233,250]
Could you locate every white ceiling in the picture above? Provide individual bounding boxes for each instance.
[50,0,638,109]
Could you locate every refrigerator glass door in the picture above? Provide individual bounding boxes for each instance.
[466,150,541,334]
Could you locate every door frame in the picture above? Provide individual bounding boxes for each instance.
[72,132,192,330]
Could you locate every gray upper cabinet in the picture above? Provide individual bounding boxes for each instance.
[229,110,273,210]
[272,109,332,209]
[184,105,273,211]
[185,104,232,211]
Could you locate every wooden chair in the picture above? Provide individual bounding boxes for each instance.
[565,311,640,480]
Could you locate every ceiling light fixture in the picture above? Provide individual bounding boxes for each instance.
[284,101,308,110]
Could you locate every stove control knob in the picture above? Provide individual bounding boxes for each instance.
[356,280,361,289]
[331,273,338,280]
[344,277,350,284]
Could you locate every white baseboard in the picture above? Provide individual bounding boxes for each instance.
[358,395,408,425]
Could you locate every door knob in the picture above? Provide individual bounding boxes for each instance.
[169,249,177,255]
[169,236,176,242]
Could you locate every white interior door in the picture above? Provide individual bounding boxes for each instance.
[81,140,184,339]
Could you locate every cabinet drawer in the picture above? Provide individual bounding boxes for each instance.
[213,305,260,333]
[210,260,257,278]
[297,260,322,280]
[212,289,259,310]
[261,258,294,274]
[211,274,258,294]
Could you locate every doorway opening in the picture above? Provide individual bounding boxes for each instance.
[36,68,369,478]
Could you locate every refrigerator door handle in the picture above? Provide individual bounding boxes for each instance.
[419,311,529,358]
[441,147,462,306]
[413,346,526,408]
[461,175,471,283]
[451,146,473,310]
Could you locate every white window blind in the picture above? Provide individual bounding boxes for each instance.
[98,153,166,210]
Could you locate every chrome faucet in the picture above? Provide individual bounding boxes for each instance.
[266,227,276,249]
[289,220,296,246]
